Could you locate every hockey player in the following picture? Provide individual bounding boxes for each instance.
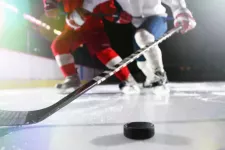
[43,0,140,94]
[81,0,196,88]
[117,0,197,88]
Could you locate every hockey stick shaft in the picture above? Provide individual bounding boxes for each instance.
[36,26,182,123]
[0,1,182,126]
[0,26,181,126]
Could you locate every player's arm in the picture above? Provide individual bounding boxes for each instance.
[66,1,111,30]
[162,0,197,34]
[95,0,132,24]
[80,0,132,25]
[65,8,90,30]
[66,0,132,30]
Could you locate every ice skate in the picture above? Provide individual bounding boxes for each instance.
[119,75,140,94]
[55,74,81,94]
[143,71,168,88]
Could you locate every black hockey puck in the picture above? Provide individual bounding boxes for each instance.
[123,122,155,140]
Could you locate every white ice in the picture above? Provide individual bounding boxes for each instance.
[0,82,225,150]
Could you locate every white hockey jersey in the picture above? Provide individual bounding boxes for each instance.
[83,0,192,27]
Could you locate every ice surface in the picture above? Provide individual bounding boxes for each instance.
[0,82,225,150]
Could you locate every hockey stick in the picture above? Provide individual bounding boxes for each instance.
[0,26,182,126]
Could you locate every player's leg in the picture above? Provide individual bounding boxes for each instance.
[134,16,168,88]
[133,37,156,88]
[51,28,82,92]
[85,28,140,94]
[96,48,140,94]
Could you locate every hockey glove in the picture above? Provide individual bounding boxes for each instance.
[174,11,196,34]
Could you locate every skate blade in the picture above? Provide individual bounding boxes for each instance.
[57,87,77,95]
[151,84,170,95]
[121,86,141,95]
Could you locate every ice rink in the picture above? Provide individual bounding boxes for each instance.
[0,82,225,150]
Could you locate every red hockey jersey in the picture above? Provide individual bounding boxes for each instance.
[43,0,83,13]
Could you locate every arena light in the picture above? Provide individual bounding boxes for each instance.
[0,1,61,35]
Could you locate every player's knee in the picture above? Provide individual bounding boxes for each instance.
[51,39,69,56]
[134,29,155,48]
[51,40,59,55]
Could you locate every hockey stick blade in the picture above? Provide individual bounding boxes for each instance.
[0,26,182,126]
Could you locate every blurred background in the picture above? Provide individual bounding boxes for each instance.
[0,0,225,89]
